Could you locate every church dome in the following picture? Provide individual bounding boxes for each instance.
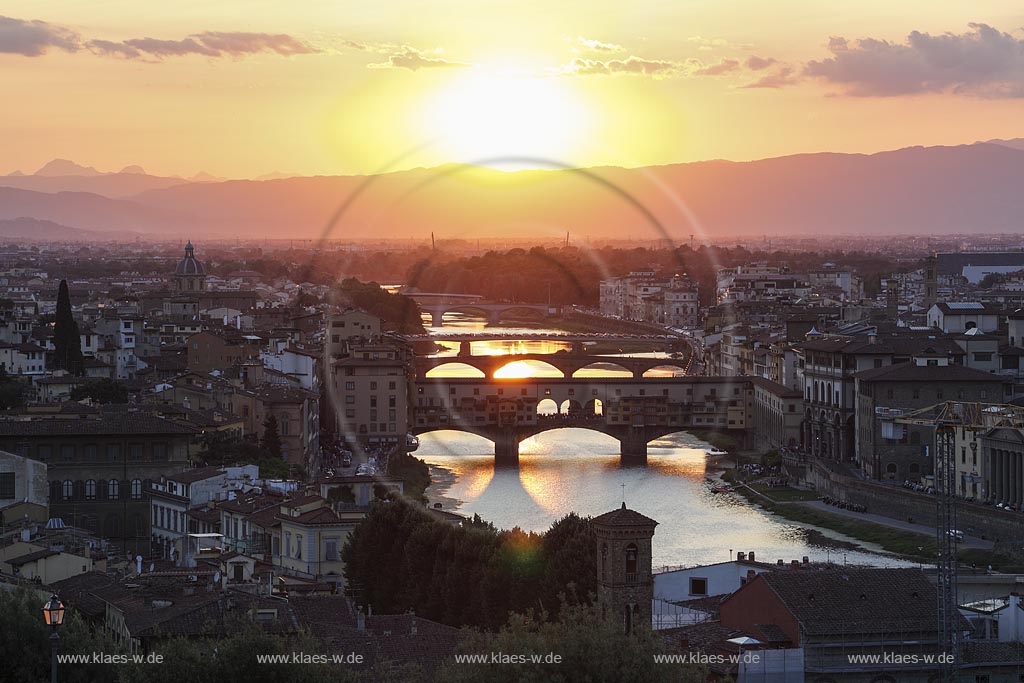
[175,240,206,276]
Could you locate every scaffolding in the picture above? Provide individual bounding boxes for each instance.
[891,400,1024,682]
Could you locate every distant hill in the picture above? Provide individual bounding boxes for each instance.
[35,158,103,177]
[129,143,1024,239]
[0,170,191,198]
[0,217,138,241]
[981,138,1024,152]
[0,187,190,233]
[5,143,1024,238]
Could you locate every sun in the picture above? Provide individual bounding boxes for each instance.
[420,70,591,168]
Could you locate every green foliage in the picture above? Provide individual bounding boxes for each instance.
[436,601,705,683]
[342,501,597,630]
[0,587,126,683]
[261,415,282,459]
[53,279,84,376]
[327,484,356,504]
[332,278,426,334]
[70,378,129,404]
[387,452,431,501]
[0,367,26,410]
[199,431,290,479]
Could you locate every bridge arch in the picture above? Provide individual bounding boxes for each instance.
[559,399,583,415]
[424,362,486,378]
[494,359,565,378]
[536,398,558,415]
[642,363,688,378]
[584,398,603,416]
[571,361,634,378]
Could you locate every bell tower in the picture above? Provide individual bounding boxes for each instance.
[593,502,658,635]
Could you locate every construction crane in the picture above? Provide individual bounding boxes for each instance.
[895,401,1024,682]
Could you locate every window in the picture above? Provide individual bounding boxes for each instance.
[296,534,303,560]
[625,543,638,577]
[345,382,355,390]
[974,352,993,362]
[62,480,74,500]
[325,537,339,561]
[37,445,52,461]
[912,389,920,399]
[130,479,143,500]
[108,479,120,499]
[60,444,75,462]
[85,479,96,500]
[0,472,14,499]
[873,358,883,368]
[129,444,144,462]
[152,443,167,461]
[689,577,708,596]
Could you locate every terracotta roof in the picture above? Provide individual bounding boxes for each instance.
[744,568,943,636]
[853,361,1005,383]
[0,413,197,436]
[6,548,59,566]
[592,502,658,528]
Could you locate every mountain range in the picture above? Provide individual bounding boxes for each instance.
[3,140,1024,240]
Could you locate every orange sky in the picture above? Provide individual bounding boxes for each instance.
[2,1,1024,177]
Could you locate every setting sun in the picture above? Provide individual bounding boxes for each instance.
[420,70,592,168]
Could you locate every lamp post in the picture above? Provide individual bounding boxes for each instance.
[42,594,65,683]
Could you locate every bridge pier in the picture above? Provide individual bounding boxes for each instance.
[494,428,520,467]
[458,341,472,357]
[430,310,444,326]
[620,428,648,466]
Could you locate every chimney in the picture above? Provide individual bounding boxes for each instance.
[748,551,755,562]
[737,552,746,561]
[746,569,757,581]
[802,556,809,564]
[791,560,800,568]
[357,608,366,632]
[868,334,877,345]
[410,619,417,636]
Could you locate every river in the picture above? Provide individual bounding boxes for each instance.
[419,314,912,569]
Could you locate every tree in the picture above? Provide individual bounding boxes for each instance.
[436,601,705,683]
[0,587,126,683]
[52,279,84,376]
[262,415,282,459]
[0,366,25,410]
[70,378,129,404]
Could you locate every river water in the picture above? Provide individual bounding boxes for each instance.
[419,315,911,569]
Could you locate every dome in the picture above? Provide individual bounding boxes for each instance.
[174,240,206,276]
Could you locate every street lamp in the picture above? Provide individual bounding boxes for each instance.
[43,594,65,683]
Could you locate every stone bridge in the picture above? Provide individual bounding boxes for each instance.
[403,292,557,326]
[412,376,752,466]
[416,352,691,379]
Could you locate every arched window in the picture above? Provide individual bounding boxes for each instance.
[62,480,73,500]
[108,479,120,500]
[131,479,143,500]
[625,543,638,576]
[85,479,96,500]
[601,543,608,579]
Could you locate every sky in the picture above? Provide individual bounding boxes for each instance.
[2,1,1024,178]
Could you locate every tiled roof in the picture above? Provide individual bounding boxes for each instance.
[6,548,59,565]
[750,568,941,636]
[853,361,1004,383]
[592,502,658,528]
[0,413,198,437]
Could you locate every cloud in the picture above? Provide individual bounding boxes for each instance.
[805,23,1024,97]
[0,15,317,61]
[688,35,751,51]
[570,35,625,53]
[740,66,800,89]
[0,15,80,56]
[557,55,679,76]
[693,58,740,76]
[745,55,777,71]
[368,46,471,70]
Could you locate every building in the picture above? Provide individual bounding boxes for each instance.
[717,568,949,681]
[150,466,229,559]
[0,412,196,554]
[594,502,658,635]
[855,354,1008,481]
[173,240,207,293]
[331,339,411,447]
[750,377,803,451]
[186,330,261,373]
[927,302,1005,334]
[0,448,47,511]
[599,272,700,328]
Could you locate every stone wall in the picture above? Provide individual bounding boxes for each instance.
[810,462,1024,544]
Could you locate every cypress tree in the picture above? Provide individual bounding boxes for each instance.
[261,414,282,458]
[53,280,84,376]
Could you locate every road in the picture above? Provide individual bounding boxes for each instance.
[797,500,994,550]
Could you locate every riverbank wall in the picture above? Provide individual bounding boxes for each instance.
[809,462,1024,545]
